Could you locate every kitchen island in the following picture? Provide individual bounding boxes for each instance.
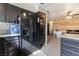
[60,34,79,56]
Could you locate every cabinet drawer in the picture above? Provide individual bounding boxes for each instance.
[61,43,79,54]
[9,50,17,56]
[8,46,16,52]
[61,48,79,56]
[4,37,19,41]
[4,40,18,48]
[61,38,79,56]
[4,40,18,47]
[4,40,18,56]
[61,38,79,47]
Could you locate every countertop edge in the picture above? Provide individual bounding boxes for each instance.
[59,34,79,40]
[0,33,20,38]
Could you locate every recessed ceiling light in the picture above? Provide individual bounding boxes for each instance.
[66,16,72,19]
[40,3,44,4]
[23,13,26,17]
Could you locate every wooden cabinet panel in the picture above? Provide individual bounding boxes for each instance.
[0,3,5,22]
[0,37,19,56]
[61,38,79,56]
[5,4,18,23]
[0,38,4,56]
[4,39,19,56]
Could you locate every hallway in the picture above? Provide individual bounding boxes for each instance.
[29,35,60,56]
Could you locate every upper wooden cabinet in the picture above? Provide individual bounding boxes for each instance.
[0,3,35,23]
[5,4,18,23]
[0,3,5,22]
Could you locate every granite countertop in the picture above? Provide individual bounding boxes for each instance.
[60,34,79,40]
[0,33,20,38]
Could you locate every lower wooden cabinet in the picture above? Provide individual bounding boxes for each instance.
[4,40,19,56]
[0,37,19,56]
[61,38,79,56]
[0,39,4,56]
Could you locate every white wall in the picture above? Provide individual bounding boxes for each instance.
[48,21,53,35]
[39,5,47,13]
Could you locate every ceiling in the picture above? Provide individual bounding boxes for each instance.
[11,3,79,20]
[40,3,79,19]
[10,3,39,12]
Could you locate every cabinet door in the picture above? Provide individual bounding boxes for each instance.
[4,40,19,56]
[0,38,4,56]
[61,38,79,56]
[5,4,18,23]
[0,3,5,22]
[4,37,19,56]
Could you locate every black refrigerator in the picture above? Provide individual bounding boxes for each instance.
[18,9,45,55]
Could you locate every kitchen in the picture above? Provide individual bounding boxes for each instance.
[0,3,79,56]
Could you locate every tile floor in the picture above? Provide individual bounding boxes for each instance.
[29,35,60,56]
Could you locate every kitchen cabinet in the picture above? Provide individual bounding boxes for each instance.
[4,37,19,56]
[36,11,46,47]
[5,4,18,23]
[0,37,19,56]
[0,39,4,55]
[61,38,79,56]
[0,3,5,22]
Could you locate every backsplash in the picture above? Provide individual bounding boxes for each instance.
[0,22,11,34]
